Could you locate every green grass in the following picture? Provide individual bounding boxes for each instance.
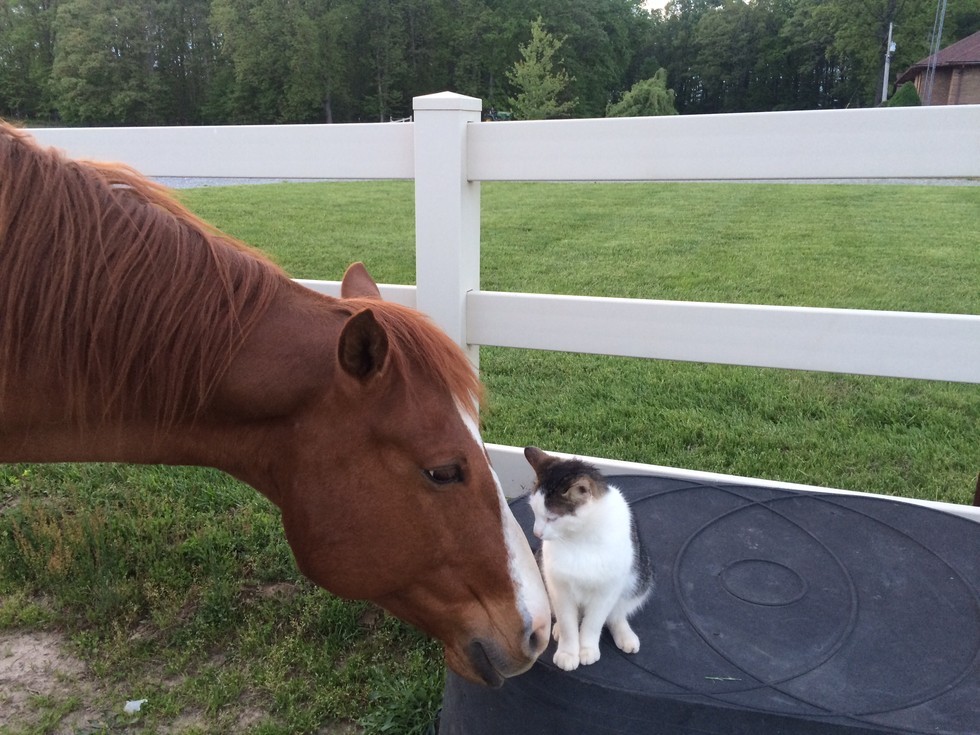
[1,464,441,734]
[480,183,980,313]
[187,181,980,501]
[2,181,978,733]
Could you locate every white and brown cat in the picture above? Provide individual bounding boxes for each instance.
[525,446,654,672]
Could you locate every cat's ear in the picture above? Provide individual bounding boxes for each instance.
[524,446,555,475]
[565,478,598,501]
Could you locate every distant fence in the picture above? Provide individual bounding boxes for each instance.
[31,94,980,519]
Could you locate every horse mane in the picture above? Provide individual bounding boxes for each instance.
[342,298,485,421]
[0,122,286,425]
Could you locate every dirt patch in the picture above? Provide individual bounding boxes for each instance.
[0,630,101,733]
[0,629,365,734]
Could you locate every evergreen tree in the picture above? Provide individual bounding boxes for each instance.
[885,81,921,107]
[506,16,577,120]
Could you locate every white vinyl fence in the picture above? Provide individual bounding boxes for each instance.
[31,93,980,520]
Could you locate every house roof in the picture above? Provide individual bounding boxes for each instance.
[897,29,980,84]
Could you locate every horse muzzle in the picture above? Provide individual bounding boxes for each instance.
[454,616,550,688]
[465,640,508,688]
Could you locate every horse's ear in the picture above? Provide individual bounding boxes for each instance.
[341,262,383,300]
[338,308,389,381]
[524,446,554,476]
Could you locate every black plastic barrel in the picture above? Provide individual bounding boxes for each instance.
[440,476,980,735]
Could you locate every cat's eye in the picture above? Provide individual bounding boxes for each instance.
[423,463,464,486]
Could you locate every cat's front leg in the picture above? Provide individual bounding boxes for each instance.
[551,593,581,671]
[554,648,579,671]
[578,609,607,666]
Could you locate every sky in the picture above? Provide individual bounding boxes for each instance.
[644,0,670,9]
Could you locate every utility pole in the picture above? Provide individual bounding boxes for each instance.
[881,22,896,104]
[924,0,949,105]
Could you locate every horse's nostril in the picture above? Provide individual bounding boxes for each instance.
[528,621,549,658]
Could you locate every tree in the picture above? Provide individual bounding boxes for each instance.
[284,0,355,123]
[652,0,722,113]
[506,16,577,120]
[52,0,166,124]
[531,0,648,117]
[437,0,490,103]
[0,0,59,120]
[776,0,843,110]
[9,0,978,125]
[693,0,766,112]
[210,0,298,122]
[606,67,677,116]
[351,0,410,121]
[153,0,217,124]
[50,0,223,125]
[885,81,921,106]
[805,0,938,108]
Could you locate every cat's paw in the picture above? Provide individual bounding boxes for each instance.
[579,645,601,666]
[553,649,580,671]
[613,629,640,654]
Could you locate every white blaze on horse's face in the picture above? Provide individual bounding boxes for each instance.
[458,405,551,657]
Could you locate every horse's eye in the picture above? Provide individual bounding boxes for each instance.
[423,464,464,486]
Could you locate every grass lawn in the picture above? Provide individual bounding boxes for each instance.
[2,181,978,734]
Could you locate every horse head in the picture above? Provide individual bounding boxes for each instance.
[244,264,550,686]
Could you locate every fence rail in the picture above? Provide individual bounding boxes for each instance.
[467,105,980,181]
[467,292,980,383]
[31,121,415,179]
[30,93,980,519]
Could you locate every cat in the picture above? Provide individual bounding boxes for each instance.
[524,446,654,672]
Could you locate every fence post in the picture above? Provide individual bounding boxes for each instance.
[413,91,483,367]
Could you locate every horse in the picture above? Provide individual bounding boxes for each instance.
[0,122,549,687]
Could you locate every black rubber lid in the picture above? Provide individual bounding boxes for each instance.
[440,476,980,734]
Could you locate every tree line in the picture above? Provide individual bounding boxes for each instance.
[1,0,977,126]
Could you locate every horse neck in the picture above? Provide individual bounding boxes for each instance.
[0,283,343,506]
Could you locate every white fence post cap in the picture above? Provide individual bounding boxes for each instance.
[413,91,482,112]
